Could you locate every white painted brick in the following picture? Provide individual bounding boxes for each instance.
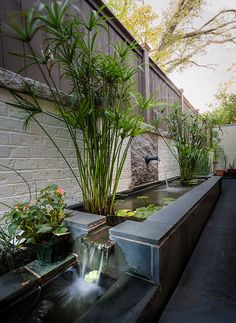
[0,184,14,198]
[42,136,71,148]
[0,131,9,144]
[43,114,65,126]
[29,146,59,158]
[0,116,27,132]
[61,168,79,179]
[0,158,16,169]
[0,145,29,158]
[9,133,43,146]
[158,135,180,180]
[60,148,77,159]
[0,90,132,209]
[31,169,62,181]
[0,170,32,184]
[0,105,8,116]
[7,106,28,119]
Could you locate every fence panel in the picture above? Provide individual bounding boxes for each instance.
[0,0,197,121]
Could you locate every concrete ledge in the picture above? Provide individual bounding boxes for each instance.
[110,176,221,246]
[64,209,106,235]
[109,176,222,285]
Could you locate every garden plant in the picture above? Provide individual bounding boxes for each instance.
[5,0,154,216]
[156,105,213,181]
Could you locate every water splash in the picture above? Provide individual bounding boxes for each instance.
[54,243,108,310]
[159,161,169,189]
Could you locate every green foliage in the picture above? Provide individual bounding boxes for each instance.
[157,105,213,181]
[105,0,236,72]
[4,185,68,245]
[196,149,211,175]
[229,160,235,169]
[0,226,17,272]
[205,93,236,125]
[163,197,175,205]
[115,204,161,219]
[6,2,154,216]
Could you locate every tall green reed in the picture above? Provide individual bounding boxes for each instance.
[5,1,154,215]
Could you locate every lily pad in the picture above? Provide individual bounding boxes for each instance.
[135,204,161,219]
[163,197,175,205]
[136,195,149,200]
[116,209,132,217]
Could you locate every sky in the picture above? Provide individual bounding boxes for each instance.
[145,0,236,113]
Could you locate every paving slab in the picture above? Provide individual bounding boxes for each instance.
[159,179,236,322]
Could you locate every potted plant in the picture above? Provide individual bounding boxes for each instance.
[5,185,69,263]
[214,146,227,177]
[227,160,236,176]
[215,169,225,176]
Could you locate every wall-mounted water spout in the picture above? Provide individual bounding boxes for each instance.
[144,155,160,164]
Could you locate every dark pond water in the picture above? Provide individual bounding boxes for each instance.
[2,265,115,323]
[115,179,206,212]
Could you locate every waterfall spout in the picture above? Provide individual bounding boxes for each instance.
[145,155,160,164]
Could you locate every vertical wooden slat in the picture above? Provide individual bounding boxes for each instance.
[0,0,25,74]
[0,0,196,118]
[0,23,4,68]
[20,0,45,82]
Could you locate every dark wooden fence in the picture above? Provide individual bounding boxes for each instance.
[0,0,197,127]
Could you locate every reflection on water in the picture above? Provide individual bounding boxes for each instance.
[24,246,113,323]
[115,179,205,212]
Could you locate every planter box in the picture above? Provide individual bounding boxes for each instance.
[227,168,236,176]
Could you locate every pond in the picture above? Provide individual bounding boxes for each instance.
[114,178,206,220]
[2,263,115,323]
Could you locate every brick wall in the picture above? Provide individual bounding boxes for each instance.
[0,87,180,214]
[0,88,132,212]
[158,136,180,180]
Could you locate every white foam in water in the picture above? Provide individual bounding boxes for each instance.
[55,245,107,310]
[56,271,104,309]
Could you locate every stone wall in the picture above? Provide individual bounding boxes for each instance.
[131,132,159,186]
[0,88,132,212]
[131,128,180,187]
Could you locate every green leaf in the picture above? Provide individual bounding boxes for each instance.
[163,197,175,205]
[53,225,68,234]
[36,224,53,234]
[115,209,132,217]
[8,223,17,236]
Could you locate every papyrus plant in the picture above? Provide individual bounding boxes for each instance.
[157,105,212,181]
[5,1,154,215]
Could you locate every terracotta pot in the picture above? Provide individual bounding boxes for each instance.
[215,169,225,176]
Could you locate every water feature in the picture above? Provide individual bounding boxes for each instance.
[1,176,219,323]
[158,161,169,189]
[115,178,206,214]
[1,238,114,323]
